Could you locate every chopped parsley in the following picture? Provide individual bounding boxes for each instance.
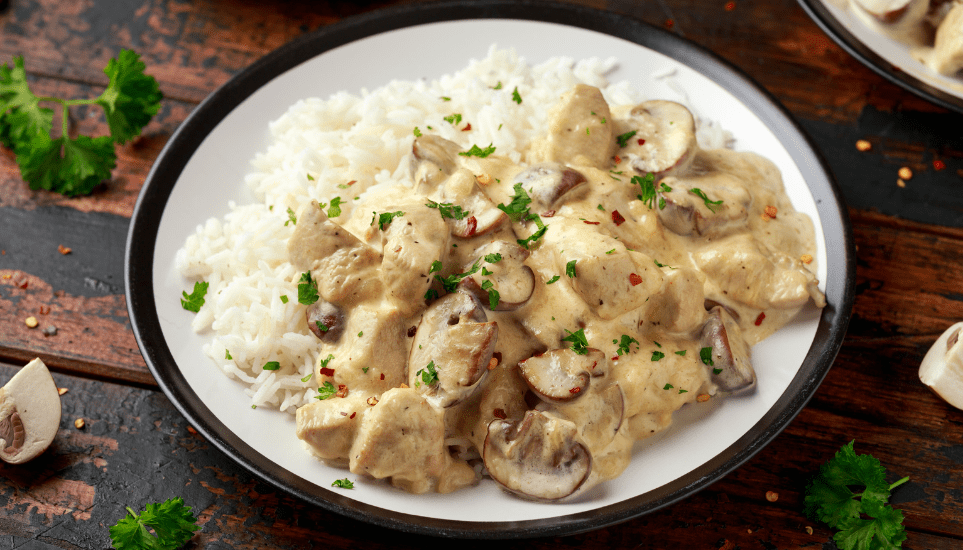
[425,199,470,220]
[319,354,334,369]
[511,86,522,104]
[424,288,439,301]
[416,361,439,387]
[654,258,675,269]
[443,113,463,125]
[301,373,313,382]
[663,383,674,390]
[284,207,297,226]
[108,497,199,550]
[481,266,493,276]
[651,351,665,361]
[326,197,343,218]
[435,260,481,292]
[225,349,232,360]
[516,216,547,249]
[429,260,443,274]
[441,96,451,101]
[357,331,363,337]
[316,381,336,400]
[262,361,280,371]
[690,187,723,212]
[413,127,422,137]
[371,210,405,230]
[458,143,496,158]
[484,252,503,263]
[633,173,659,209]
[180,281,209,313]
[678,389,688,394]
[566,259,577,278]
[298,272,319,305]
[481,279,500,309]
[597,204,605,211]
[493,81,503,90]
[315,321,329,333]
[546,275,560,284]
[562,328,589,355]
[497,183,534,222]
[674,350,686,356]
[700,347,715,367]
[331,478,355,489]
[615,335,640,356]
[280,295,289,304]
[616,130,637,148]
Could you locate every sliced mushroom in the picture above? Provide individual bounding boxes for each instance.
[538,384,625,450]
[513,163,588,214]
[306,300,345,342]
[439,169,508,238]
[287,201,382,304]
[408,291,498,408]
[919,321,963,410]
[518,348,606,403]
[621,100,697,179]
[656,173,751,238]
[484,410,592,501]
[0,358,61,465]
[700,306,756,393]
[459,241,535,310]
[410,135,462,190]
[531,84,614,169]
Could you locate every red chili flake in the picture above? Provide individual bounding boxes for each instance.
[583,220,601,225]
[934,159,946,170]
[464,215,477,236]
[637,138,646,146]
[665,19,675,29]
[614,155,622,164]
[724,1,736,10]
[569,387,581,394]
[612,356,620,361]
[380,373,385,380]
[349,412,357,419]
[340,411,348,416]
[39,305,50,315]
[18,280,28,289]
[629,273,643,286]
[755,312,766,326]
[493,408,507,419]
[542,209,556,218]
[461,123,472,131]
[407,326,417,337]
[345,180,356,186]
[319,367,335,377]
[58,244,72,255]
[336,384,348,398]
[611,210,626,226]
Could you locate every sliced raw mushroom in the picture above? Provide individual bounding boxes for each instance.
[533,84,614,168]
[621,100,697,179]
[484,410,592,501]
[410,135,463,190]
[408,291,498,408]
[513,163,588,214]
[518,348,606,403]
[0,358,61,465]
[306,300,345,342]
[656,173,750,238]
[459,241,535,310]
[919,321,963,410]
[700,306,756,393]
[539,384,625,449]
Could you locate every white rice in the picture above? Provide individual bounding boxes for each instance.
[175,45,723,413]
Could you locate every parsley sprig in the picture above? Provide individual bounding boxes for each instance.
[109,497,200,550]
[562,328,589,355]
[805,441,909,550]
[0,50,162,196]
[180,282,208,313]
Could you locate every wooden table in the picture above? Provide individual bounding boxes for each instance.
[2,0,962,547]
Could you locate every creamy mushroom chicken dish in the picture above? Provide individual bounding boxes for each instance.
[290,84,825,501]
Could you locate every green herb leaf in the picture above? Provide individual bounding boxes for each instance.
[180,281,209,313]
[429,260,443,274]
[280,295,289,304]
[262,361,280,371]
[663,383,674,390]
[298,272,319,305]
[616,130,637,148]
[316,381,337,400]
[651,351,665,361]
[417,361,439,386]
[497,183,533,221]
[674,350,686,356]
[632,173,659,209]
[511,87,522,104]
[434,260,480,293]
[699,347,715,367]
[615,334,640,356]
[108,497,199,550]
[566,260,577,278]
[372,210,405,231]
[443,113,463,125]
[516,221,547,250]
[225,350,232,360]
[285,207,297,226]
[327,197,343,218]
[484,253,503,263]
[562,328,588,355]
[96,49,163,144]
[425,199,470,220]
[331,478,355,489]
[690,187,724,212]
[413,127,422,137]
[546,275,560,285]
[458,143,496,158]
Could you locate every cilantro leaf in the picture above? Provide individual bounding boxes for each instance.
[180,281,208,313]
[804,441,909,550]
[109,497,199,550]
[97,49,163,144]
[651,351,665,361]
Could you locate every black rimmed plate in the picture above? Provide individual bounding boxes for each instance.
[126,0,854,538]
[798,0,963,113]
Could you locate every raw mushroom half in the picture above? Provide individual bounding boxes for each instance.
[919,321,963,410]
[459,241,536,311]
[484,410,592,501]
[0,358,61,465]
[700,306,756,393]
[408,291,498,408]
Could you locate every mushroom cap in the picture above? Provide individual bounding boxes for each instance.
[514,163,588,213]
[623,100,697,179]
[919,321,963,410]
[483,410,592,501]
[459,241,536,311]
[700,306,756,393]
[0,358,61,465]
[306,299,346,342]
[518,348,606,403]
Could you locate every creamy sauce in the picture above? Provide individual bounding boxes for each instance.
[290,84,825,500]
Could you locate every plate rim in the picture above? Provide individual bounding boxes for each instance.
[125,0,855,538]
[796,0,963,114]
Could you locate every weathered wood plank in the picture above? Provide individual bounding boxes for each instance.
[1,362,960,548]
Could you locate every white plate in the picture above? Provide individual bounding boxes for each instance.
[800,0,963,112]
[126,1,854,538]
